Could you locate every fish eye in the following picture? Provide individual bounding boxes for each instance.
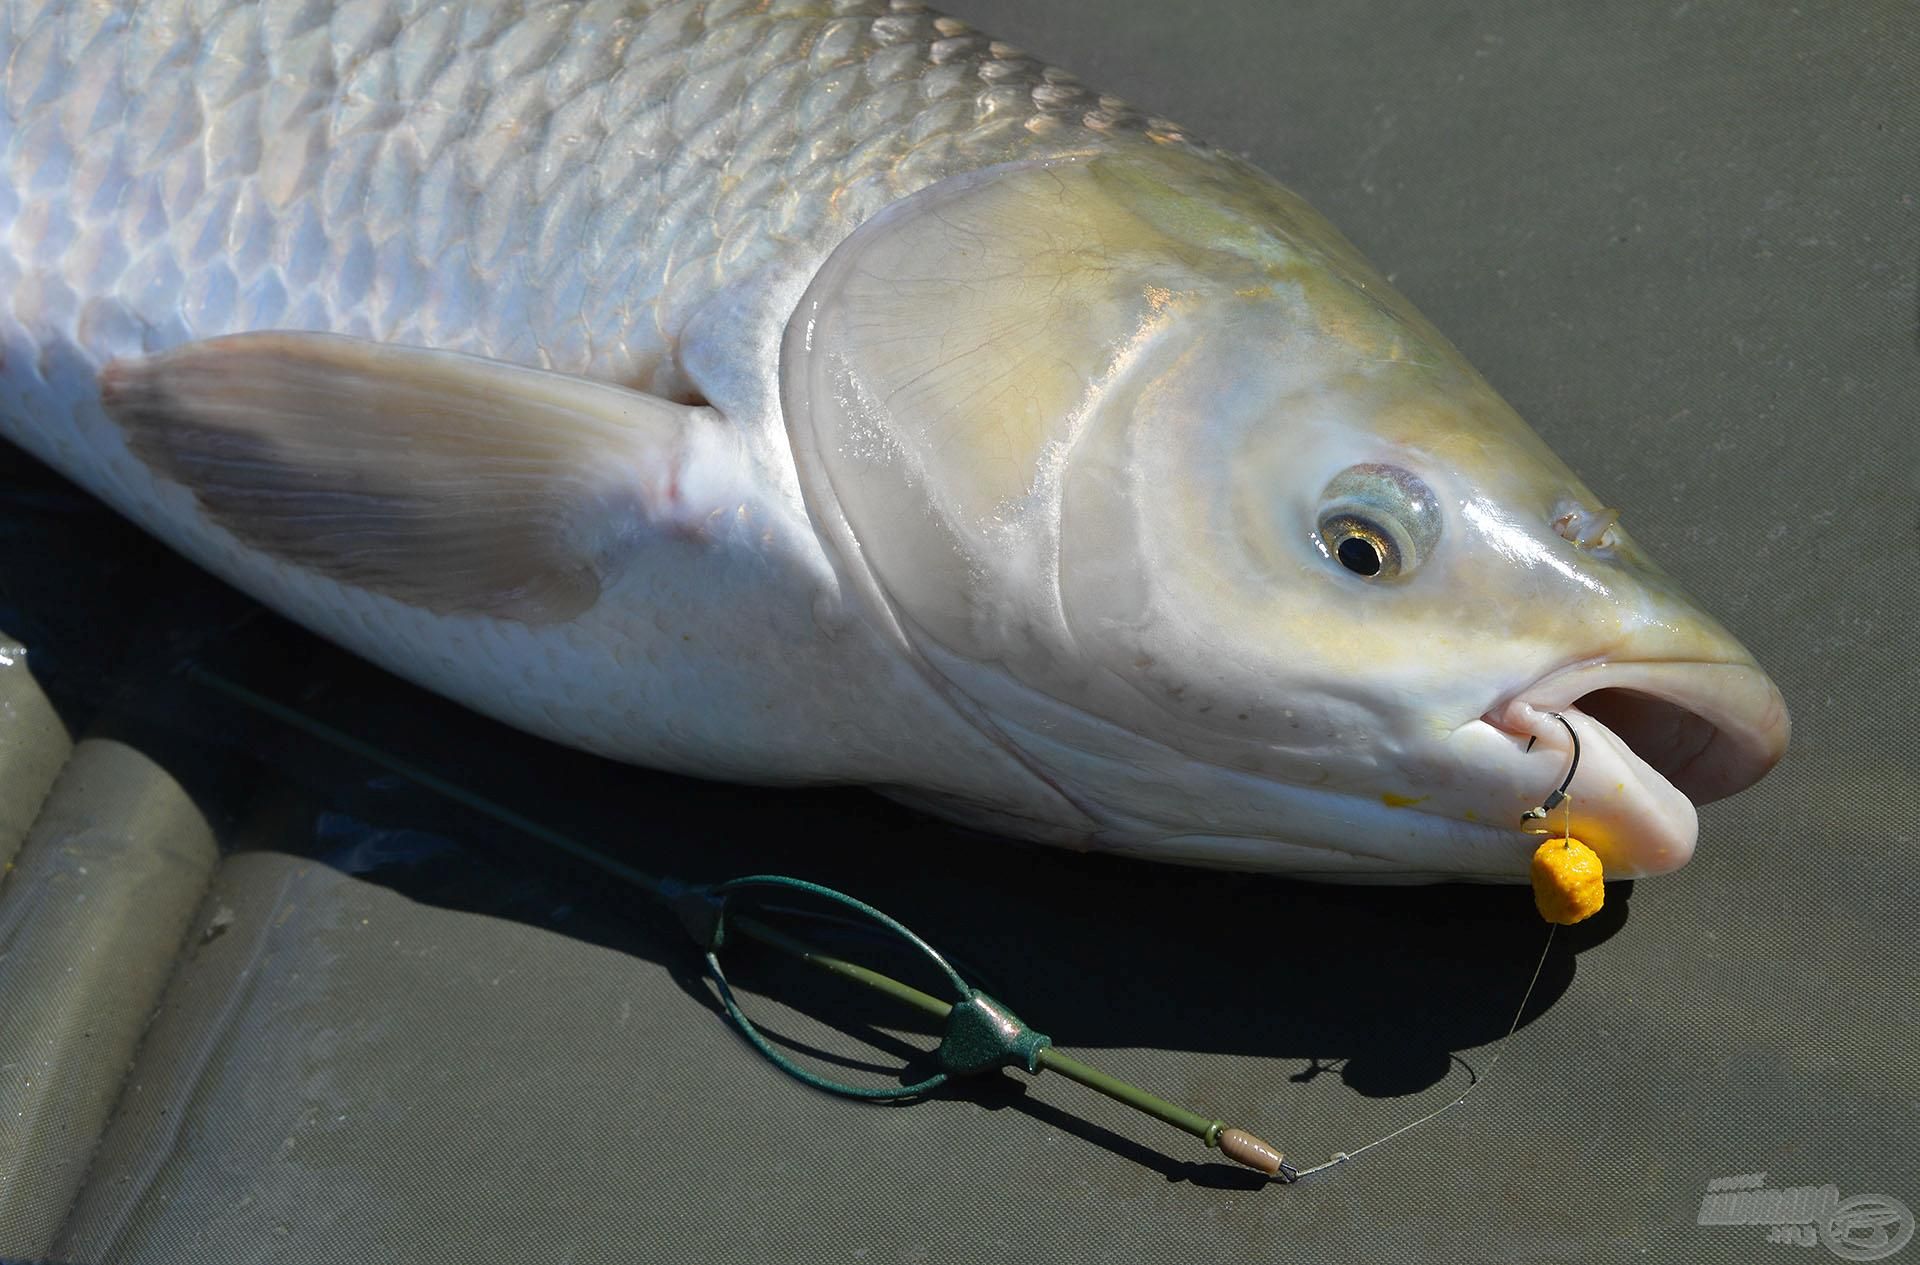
[1315,464,1442,581]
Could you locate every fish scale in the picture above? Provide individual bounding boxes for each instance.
[0,0,1168,457]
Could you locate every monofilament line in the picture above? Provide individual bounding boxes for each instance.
[1288,924,1558,1180]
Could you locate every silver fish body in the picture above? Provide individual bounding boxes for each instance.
[0,0,1788,880]
[1,0,1115,783]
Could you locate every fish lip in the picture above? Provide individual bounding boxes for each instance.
[1485,659,1790,799]
[1480,658,1789,876]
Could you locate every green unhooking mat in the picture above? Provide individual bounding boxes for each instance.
[1,1,1915,1262]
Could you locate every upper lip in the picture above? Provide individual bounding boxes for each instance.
[1485,659,1790,805]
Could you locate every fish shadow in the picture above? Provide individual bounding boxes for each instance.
[79,580,1624,1100]
[2,456,1629,1179]
[236,638,1623,1079]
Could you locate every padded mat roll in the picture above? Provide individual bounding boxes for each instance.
[0,739,219,1254]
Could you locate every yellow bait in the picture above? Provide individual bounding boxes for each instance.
[1531,837,1605,925]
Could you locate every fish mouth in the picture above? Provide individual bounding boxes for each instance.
[1481,660,1790,877]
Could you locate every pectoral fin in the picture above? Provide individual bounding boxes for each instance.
[101,333,721,624]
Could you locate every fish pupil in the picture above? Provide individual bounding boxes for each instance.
[1337,535,1383,577]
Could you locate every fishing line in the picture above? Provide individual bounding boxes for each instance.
[1292,711,1582,1180]
[1287,925,1555,1179]
[180,658,1567,1184]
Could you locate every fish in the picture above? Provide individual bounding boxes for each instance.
[0,0,1787,882]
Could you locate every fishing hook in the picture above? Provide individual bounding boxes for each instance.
[1520,711,1581,822]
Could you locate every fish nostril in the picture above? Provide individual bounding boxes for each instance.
[1552,503,1621,550]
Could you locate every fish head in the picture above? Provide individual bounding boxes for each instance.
[784,147,1787,880]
